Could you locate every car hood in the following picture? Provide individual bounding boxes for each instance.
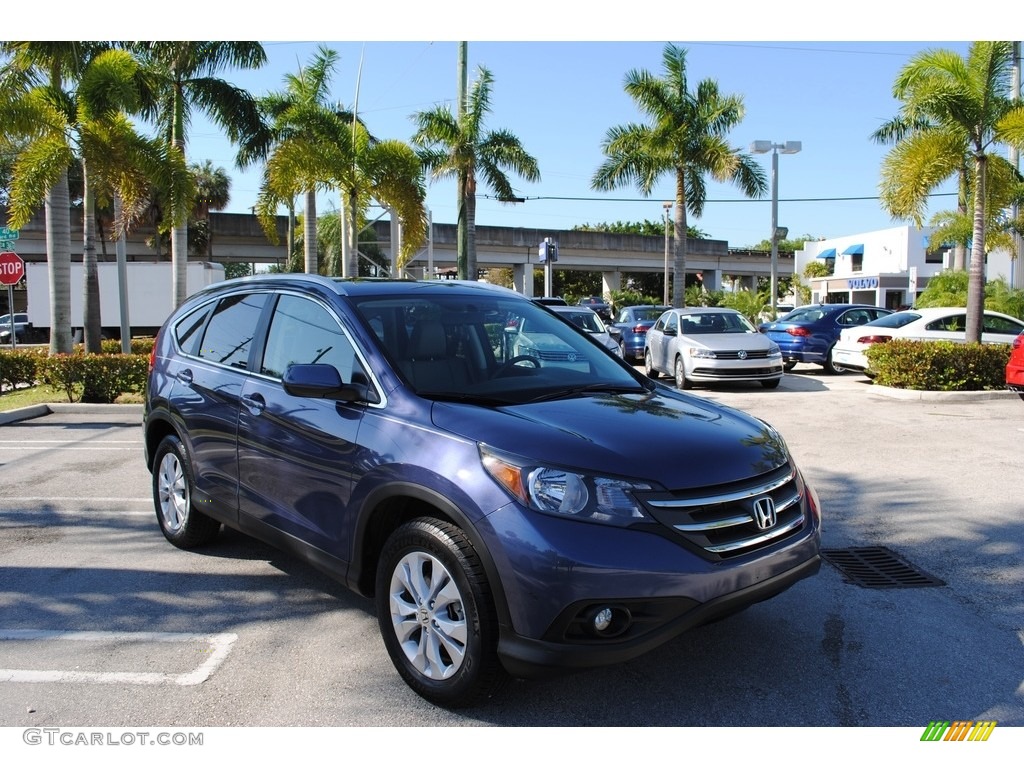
[681,332,778,352]
[430,388,788,490]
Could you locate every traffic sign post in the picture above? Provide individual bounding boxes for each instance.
[0,251,25,349]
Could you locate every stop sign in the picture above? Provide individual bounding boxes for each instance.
[0,251,25,285]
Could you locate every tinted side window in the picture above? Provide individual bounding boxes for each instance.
[982,315,1024,334]
[197,293,267,369]
[925,314,965,332]
[261,295,362,382]
[174,303,213,356]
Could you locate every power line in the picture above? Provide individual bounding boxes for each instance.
[483,192,958,204]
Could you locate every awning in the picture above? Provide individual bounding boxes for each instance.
[816,248,837,259]
[842,243,864,256]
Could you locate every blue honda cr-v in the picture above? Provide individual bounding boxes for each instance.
[143,275,822,707]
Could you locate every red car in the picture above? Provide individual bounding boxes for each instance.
[1008,330,1024,400]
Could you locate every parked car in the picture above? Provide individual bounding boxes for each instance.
[1007,330,1024,400]
[549,305,622,357]
[0,312,31,344]
[577,295,613,322]
[144,275,821,707]
[758,304,893,374]
[531,296,568,307]
[833,307,1024,375]
[610,305,671,361]
[645,307,784,390]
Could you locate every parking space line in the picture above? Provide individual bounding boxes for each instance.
[0,629,238,686]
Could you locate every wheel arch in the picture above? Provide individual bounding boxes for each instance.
[348,482,513,631]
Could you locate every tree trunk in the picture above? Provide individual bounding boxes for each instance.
[457,170,469,280]
[965,154,987,344]
[303,189,317,274]
[346,188,360,277]
[45,172,73,354]
[81,161,102,353]
[671,171,687,307]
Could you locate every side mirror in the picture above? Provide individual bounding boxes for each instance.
[283,363,377,403]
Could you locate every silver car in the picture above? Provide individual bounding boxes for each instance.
[644,307,784,390]
[550,305,623,357]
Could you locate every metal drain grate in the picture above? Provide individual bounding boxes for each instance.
[821,546,945,589]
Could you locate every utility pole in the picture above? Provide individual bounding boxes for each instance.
[456,43,469,281]
[1012,42,1023,289]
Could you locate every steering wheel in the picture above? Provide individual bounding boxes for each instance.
[493,355,540,377]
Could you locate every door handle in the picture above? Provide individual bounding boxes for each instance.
[176,369,193,385]
[241,393,265,416]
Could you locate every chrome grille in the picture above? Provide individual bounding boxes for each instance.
[635,464,805,559]
[714,350,773,360]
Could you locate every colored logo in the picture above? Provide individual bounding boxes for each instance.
[921,720,997,742]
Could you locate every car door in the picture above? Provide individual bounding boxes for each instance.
[165,290,268,518]
[981,313,1024,344]
[650,311,677,372]
[236,292,373,559]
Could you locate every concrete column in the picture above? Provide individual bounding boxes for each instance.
[700,269,721,291]
[513,263,534,297]
[601,270,621,298]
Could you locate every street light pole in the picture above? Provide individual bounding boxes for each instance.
[751,140,801,315]
[662,202,672,306]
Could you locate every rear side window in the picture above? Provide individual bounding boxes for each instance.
[173,303,213,355]
[197,293,267,369]
[260,295,362,382]
[982,315,1024,334]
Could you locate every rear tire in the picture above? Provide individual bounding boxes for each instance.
[644,350,659,379]
[376,518,508,708]
[783,361,797,372]
[151,435,221,549]
[822,346,846,375]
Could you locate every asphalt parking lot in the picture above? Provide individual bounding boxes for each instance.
[1,365,1022,730]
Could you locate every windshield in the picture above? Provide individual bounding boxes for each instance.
[352,293,647,404]
[555,310,605,333]
[679,311,757,334]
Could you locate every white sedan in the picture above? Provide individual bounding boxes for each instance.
[832,307,1024,374]
[644,307,784,389]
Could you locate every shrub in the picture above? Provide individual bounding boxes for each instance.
[0,348,45,389]
[866,339,1011,391]
[99,337,156,356]
[38,353,149,403]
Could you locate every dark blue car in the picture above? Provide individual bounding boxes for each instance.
[758,303,892,374]
[144,275,821,707]
[610,304,671,361]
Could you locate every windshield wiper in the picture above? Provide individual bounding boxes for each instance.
[527,382,649,403]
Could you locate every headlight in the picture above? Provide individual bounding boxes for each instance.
[480,445,652,526]
[767,343,782,357]
[688,347,716,359]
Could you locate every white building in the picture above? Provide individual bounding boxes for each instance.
[796,225,1015,309]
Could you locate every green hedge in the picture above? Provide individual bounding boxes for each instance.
[0,348,47,390]
[866,339,1011,391]
[1,348,149,403]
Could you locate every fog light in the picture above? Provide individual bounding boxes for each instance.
[582,605,631,638]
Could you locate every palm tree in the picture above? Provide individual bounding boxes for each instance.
[2,42,191,352]
[191,160,230,259]
[0,42,82,352]
[882,42,1024,342]
[413,64,540,281]
[251,46,427,278]
[134,42,267,308]
[592,44,767,307]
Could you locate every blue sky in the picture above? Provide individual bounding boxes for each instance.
[9,6,999,250]
[187,38,975,249]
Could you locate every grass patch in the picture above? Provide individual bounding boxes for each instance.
[0,384,77,411]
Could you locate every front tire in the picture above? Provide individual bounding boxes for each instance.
[376,518,508,708]
[674,356,691,390]
[152,435,220,549]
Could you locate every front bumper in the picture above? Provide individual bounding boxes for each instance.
[497,553,821,677]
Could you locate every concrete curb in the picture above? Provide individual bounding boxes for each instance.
[0,402,144,425]
[866,386,1022,402]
